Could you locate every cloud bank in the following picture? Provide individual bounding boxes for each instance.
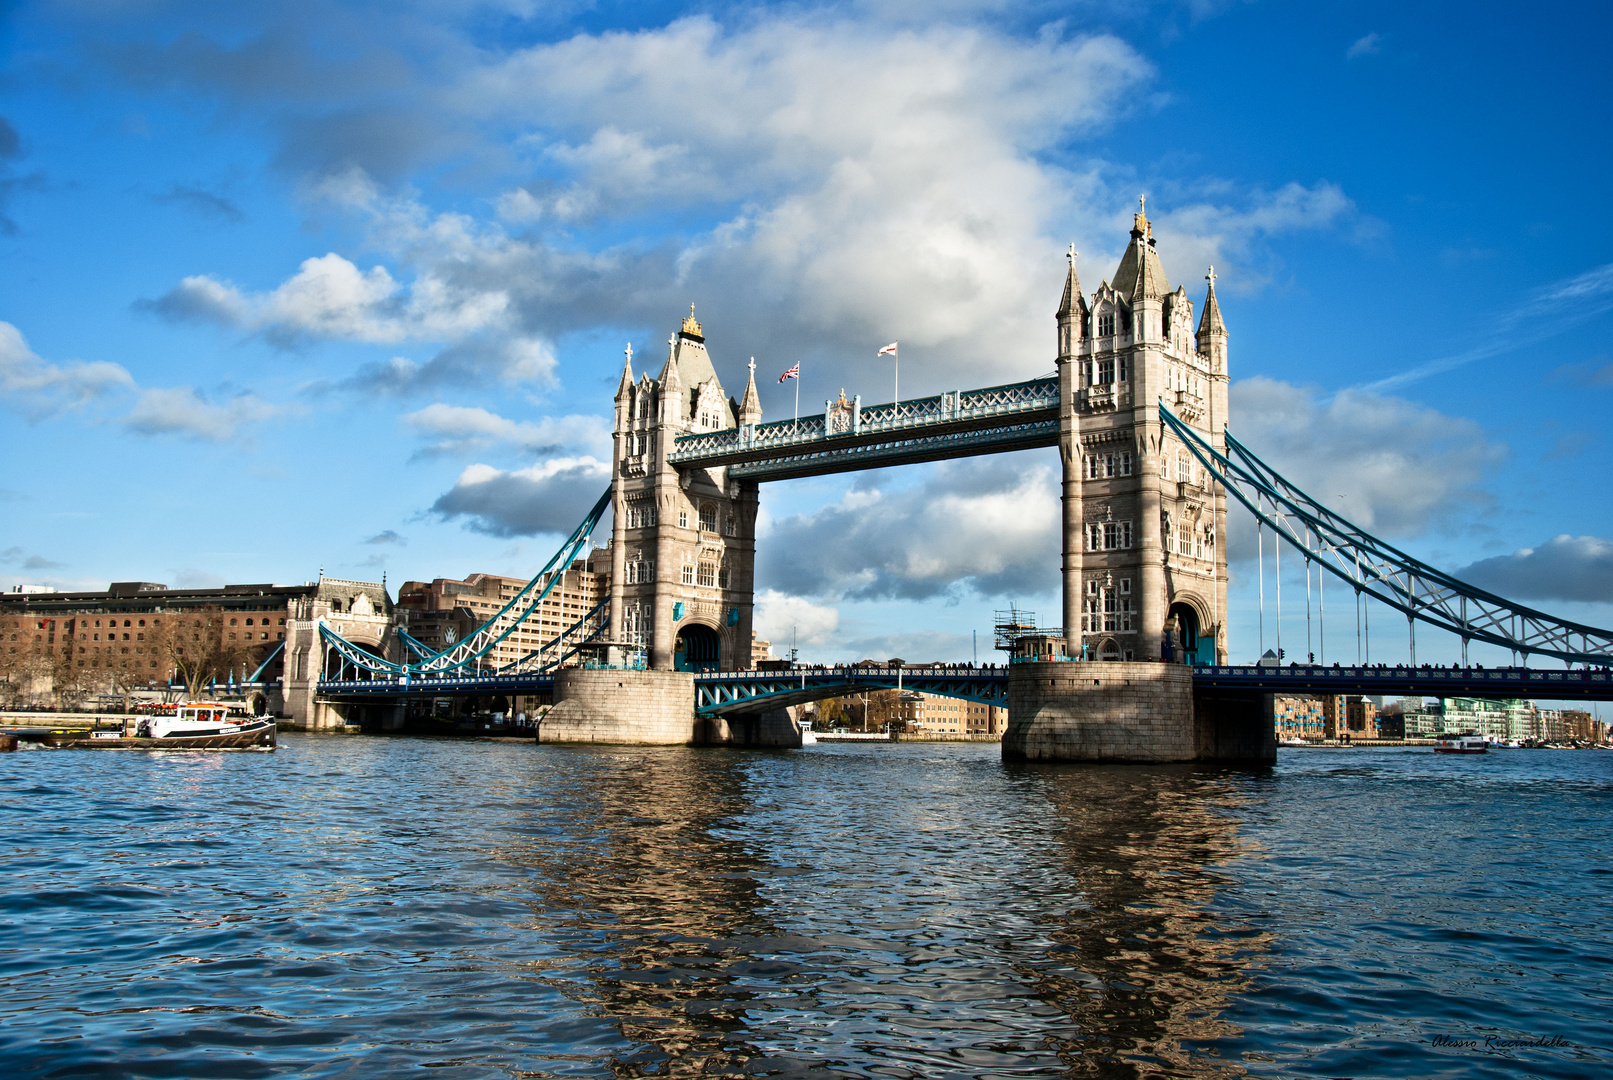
[1459,535,1613,604]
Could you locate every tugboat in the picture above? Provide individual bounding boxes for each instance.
[45,702,276,750]
[1434,732,1488,754]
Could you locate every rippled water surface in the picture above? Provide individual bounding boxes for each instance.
[1,737,1609,1078]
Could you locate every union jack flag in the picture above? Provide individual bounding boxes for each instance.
[778,363,799,383]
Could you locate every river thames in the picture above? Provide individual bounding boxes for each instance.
[1,738,1608,1079]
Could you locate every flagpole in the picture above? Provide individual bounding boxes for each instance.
[794,368,799,423]
[894,345,898,403]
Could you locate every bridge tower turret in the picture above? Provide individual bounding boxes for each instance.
[1065,199,1227,665]
[609,308,760,673]
[1197,267,1231,661]
[1056,244,1088,656]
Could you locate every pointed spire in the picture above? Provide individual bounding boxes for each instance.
[1057,242,1087,318]
[1132,207,1163,303]
[658,331,681,385]
[615,341,634,399]
[1111,196,1168,301]
[1198,265,1226,336]
[738,356,763,426]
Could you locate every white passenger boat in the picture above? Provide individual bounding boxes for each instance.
[46,702,276,750]
[1434,733,1488,755]
[798,718,818,746]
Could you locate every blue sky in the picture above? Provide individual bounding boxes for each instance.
[3,0,1612,667]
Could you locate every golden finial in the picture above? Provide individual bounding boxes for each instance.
[681,303,702,337]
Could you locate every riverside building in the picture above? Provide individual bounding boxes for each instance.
[395,551,609,670]
[898,691,1006,736]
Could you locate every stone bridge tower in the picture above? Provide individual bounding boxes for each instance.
[1057,201,1230,665]
[608,308,761,672]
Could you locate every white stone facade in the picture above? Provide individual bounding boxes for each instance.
[609,309,761,672]
[1057,203,1231,664]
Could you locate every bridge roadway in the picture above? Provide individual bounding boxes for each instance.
[316,663,1613,716]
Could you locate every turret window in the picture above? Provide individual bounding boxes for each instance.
[699,503,718,532]
[1086,521,1133,551]
[1083,578,1133,633]
[1098,313,1116,337]
[1085,451,1132,479]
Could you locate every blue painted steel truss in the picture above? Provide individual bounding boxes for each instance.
[1160,402,1613,665]
[318,487,612,677]
[668,377,1060,481]
[693,665,1009,716]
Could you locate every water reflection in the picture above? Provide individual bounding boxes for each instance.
[493,747,1264,1079]
[496,747,783,1076]
[1020,764,1266,1077]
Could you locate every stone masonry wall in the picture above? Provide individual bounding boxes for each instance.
[1003,660,1196,762]
[540,668,700,744]
[540,669,803,747]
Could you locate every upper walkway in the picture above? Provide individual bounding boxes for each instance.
[666,376,1059,481]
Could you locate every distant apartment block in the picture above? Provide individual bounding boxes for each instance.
[395,549,609,670]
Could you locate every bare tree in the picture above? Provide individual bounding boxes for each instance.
[814,690,903,731]
[150,607,251,700]
[0,640,52,709]
[864,689,905,732]
[80,629,167,712]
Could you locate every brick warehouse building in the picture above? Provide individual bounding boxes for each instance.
[0,578,389,710]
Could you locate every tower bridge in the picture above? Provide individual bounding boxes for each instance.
[303,200,1613,759]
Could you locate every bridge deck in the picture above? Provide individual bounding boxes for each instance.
[315,664,1613,708]
[1196,664,1613,700]
[667,377,1059,481]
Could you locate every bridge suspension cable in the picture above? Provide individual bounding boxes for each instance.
[319,488,613,678]
[1160,402,1613,667]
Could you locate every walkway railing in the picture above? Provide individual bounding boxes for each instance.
[667,376,1060,475]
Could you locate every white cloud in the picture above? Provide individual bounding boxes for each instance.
[754,589,841,650]
[1346,33,1382,60]
[430,455,611,537]
[1229,376,1504,553]
[148,250,510,349]
[0,321,134,418]
[122,385,282,440]
[140,13,1367,401]
[402,402,610,457]
[759,454,1061,600]
[1153,182,1361,291]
